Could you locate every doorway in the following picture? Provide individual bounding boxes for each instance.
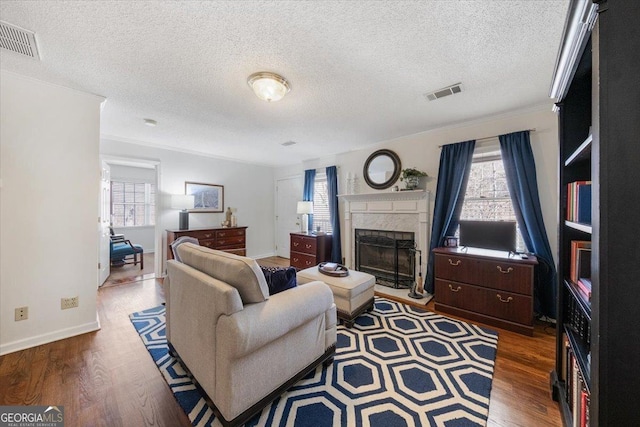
[275,175,303,258]
[99,156,160,286]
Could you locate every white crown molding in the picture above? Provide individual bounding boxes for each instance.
[349,101,554,154]
[100,134,277,168]
[1,69,106,101]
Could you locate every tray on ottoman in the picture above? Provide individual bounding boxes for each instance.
[297,266,375,328]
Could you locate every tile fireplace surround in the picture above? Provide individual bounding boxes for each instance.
[339,190,430,282]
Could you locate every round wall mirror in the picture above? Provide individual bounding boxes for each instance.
[363,149,402,190]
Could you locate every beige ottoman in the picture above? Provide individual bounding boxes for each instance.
[297,267,375,328]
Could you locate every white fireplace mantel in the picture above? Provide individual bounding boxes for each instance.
[340,190,430,278]
[338,189,428,203]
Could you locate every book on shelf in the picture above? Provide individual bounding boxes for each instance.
[580,388,589,427]
[577,278,592,300]
[572,356,580,427]
[577,184,592,224]
[570,241,591,283]
[566,181,592,224]
[574,248,592,284]
[562,334,569,382]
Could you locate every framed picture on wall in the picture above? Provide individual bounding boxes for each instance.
[185,182,224,213]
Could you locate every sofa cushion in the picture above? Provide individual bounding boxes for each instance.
[177,243,269,304]
[261,266,297,295]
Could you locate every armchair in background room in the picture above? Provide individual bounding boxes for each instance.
[110,228,144,269]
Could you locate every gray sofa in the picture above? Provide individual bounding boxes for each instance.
[165,243,337,427]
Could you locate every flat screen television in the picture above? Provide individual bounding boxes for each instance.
[458,220,517,253]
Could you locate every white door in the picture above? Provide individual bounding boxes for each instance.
[98,161,111,285]
[276,176,303,258]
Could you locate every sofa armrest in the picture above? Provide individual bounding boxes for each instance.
[217,281,333,358]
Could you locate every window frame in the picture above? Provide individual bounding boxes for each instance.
[312,173,333,234]
[458,149,526,252]
[110,180,156,228]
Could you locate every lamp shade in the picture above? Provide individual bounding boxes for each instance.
[247,72,291,102]
[171,194,195,210]
[297,201,313,215]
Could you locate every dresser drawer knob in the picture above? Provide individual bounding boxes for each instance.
[293,257,299,262]
[219,232,226,237]
[204,233,212,238]
[448,259,461,266]
[305,244,312,249]
[497,266,514,274]
[496,294,513,303]
[293,242,299,247]
[306,260,312,265]
[448,284,461,292]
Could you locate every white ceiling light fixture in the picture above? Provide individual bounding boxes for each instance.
[247,72,291,102]
[143,118,157,127]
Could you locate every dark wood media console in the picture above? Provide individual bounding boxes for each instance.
[433,247,538,335]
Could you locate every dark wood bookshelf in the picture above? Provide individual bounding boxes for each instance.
[564,221,592,234]
[564,134,592,167]
[564,326,591,393]
[550,1,640,426]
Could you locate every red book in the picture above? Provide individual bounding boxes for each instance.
[580,389,589,427]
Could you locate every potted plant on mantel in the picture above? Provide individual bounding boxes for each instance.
[400,168,428,190]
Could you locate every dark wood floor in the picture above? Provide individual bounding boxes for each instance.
[0,256,561,427]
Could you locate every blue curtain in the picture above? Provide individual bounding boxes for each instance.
[303,169,316,232]
[326,166,342,263]
[425,140,476,293]
[499,131,557,318]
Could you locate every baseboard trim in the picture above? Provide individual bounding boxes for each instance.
[250,251,276,260]
[0,318,101,356]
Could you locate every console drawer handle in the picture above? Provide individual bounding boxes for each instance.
[497,266,513,274]
[305,244,312,249]
[448,259,461,266]
[496,294,513,303]
[448,284,461,292]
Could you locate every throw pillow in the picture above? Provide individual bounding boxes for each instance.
[260,266,297,295]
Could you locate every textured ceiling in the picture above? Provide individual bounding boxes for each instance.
[0,1,569,166]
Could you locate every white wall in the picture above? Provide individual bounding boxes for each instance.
[100,139,276,269]
[110,164,157,252]
[0,71,104,355]
[275,106,559,267]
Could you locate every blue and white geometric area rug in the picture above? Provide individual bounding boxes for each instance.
[130,298,498,427]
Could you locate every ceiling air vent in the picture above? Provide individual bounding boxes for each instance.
[281,141,297,147]
[0,21,40,60]
[424,83,463,101]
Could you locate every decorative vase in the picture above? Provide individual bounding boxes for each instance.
[404,175,420,190]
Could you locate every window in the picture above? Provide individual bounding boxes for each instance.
[312,174,333,234]
[111,181,156,227]
[459,150,526,252]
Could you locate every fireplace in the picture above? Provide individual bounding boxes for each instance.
[355,229,415,288]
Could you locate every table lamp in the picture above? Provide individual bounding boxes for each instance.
[297,201,313,233]
[171,194,195,230]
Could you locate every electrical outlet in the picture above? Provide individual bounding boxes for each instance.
[61,296,79,310]
[15,306,28,321]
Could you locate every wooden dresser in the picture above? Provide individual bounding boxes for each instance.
[433,247,537,335]
[290,232,332,270]
[166,226,247,260]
